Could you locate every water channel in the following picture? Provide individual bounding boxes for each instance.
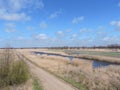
[33,52,119,68]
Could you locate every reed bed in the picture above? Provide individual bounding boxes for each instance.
[19,49,120,90]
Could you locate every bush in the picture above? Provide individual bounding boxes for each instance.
[0,48,29,88]
[9,61,30,85]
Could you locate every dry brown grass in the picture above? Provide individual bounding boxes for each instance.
[18,49,120,90]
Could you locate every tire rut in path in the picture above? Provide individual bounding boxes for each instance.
[17,52,78,90]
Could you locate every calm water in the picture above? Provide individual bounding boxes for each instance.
[33,52,119,68]
[92,61,117,68]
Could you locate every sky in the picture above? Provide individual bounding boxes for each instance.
[0,0,120,47]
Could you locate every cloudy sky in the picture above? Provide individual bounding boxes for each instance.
[0,0,120,47]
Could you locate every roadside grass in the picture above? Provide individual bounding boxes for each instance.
[15,53,43,90]
[10,60,30,85]
[33,78,43,90]
[63,77,87,90]
[0,48,30,88]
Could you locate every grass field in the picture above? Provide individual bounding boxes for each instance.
[64,49,120,58]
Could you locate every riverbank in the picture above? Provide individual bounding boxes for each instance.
[31,49,120,64]
[73,54,120,64]
[17,49,120,90]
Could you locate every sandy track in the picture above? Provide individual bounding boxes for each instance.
[19,53,77,90]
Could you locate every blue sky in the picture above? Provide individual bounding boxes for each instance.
[0,0,120,47]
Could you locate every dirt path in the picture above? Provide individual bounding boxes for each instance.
[18,53,77,90]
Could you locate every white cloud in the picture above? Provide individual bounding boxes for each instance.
[70,34,78,40]
[27,26,35,30]
[35,34,48,40]
[33,0,44,9]
[0,0,44,21]
[72,16,84,24]
[17,36,25,40]
[0,0,44,12]
[56,31,64,37]
[72,34,77,38]
[40,21,47,28]
[110,21,120,26]
[80,28,87,33]
[102,37,110,41]
[102,36,120,44]
[5,23,16,33]
[110,21,120,30]
[80,28,93,33]
[49,9,62,19]
[0,11,31,21]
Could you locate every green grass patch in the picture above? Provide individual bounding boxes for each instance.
[62,77,87,90]
[0,60,30,87]
[64,50,120,57]
[10,61,30,85]
[33,78,43,90]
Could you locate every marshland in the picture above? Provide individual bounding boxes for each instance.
[17,48,120,90]
[0,0,120,90]
[0,48,120,90]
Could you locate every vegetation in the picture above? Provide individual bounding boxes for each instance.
[19,49,120,90]
[63,50,120,64]
[33,78,43,90]
[64,50,120,57]
[0,48,30,88]
[23,52,87,90]
[15,55,120,90]
[62,65,120,90]
[63,77,87,90]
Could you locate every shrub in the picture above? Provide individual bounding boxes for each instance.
[9,61,30,85]
[0,48,29,88]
